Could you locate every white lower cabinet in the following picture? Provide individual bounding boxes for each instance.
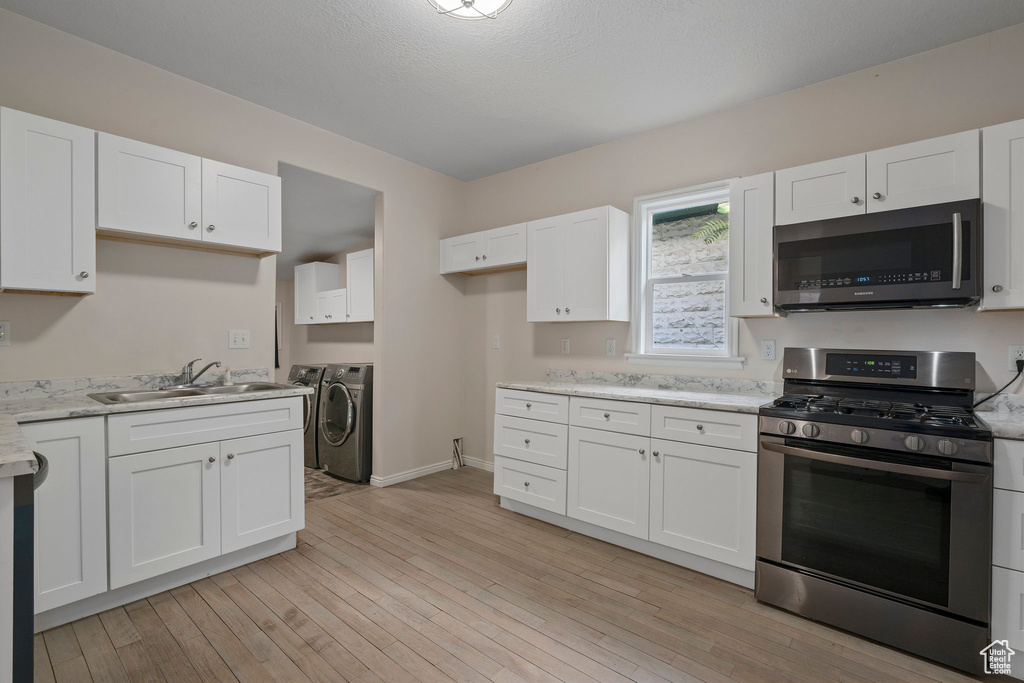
[567,427,650,539]
[108,442,222,589]
[649,438,756,570]
[992,566,1024,652]
[19,418,107,613]
[493,456,566,515]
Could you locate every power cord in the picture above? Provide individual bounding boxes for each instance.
[974,359,1024,408]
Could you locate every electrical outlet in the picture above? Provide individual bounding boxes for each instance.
[492,335,500,349]
[606,339,616,356]
[1010,345,1024,371]
[761,339,777,361]
[0,321,9,346]
[561,338,570,354]
[229,329,250,349]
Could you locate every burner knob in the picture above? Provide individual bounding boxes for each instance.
[778,421,797,435]
[850,429,869,444]
[801,424,820,438]
[936,439,958,456]
[903,435,925,452]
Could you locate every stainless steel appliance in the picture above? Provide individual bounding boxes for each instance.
[774,199,981,311]
[318,364,373,483]
[756,347,993,675]
[13,453,47,682]
[287,364,327,468]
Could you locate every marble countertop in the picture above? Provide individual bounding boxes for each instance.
[978,412,1024,441]
[0,385,313,479]
[496,380,772,413]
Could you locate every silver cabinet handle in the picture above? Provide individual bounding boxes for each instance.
[524,481,530,487]
[952,212,962,290]
[475,256,480,261]
[872,192,882,200]
[555,308,561,314]
[79,271,89,278]
[851,196,859,204]
[482,255,487,260]
[565,308,570,314]
[760,297,768,304]
[639,449,645,455]
[603,413,610,419]
[696,424,704,431]
[524,439,530,445]
[208,456,216,463]
[993,285,1004,292]
[525,403,532,409]
[309,316,314,320]
[227,453,235,460]
[188,221,198,229]
[206,224,216,232]
[653,451,660,457]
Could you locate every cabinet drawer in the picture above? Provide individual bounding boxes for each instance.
[992,566,1024,650]
[493,455,566,515]
[996,439,1024,493]
[495,389,569,424]
[569,396,651,436]
[108,397,303,456]
[493,414,568,469]
[994,488,1024,572]
[651,406,757,452]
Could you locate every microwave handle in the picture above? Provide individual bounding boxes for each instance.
[951,212,962,290]
[760,440,989,483]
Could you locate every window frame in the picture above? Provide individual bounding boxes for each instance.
[628,181,745,369]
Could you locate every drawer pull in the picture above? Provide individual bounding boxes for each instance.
[227,453,235,460]
[525,403,532,409]
[524,481,530,488]
[639,449,645,455]
[653,451,660,457]
[604,413,610,419]
[696,424,704,431]
[208,456,216,463]
[524,438,531,445]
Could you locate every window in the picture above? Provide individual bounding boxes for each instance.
[630,181,741,367]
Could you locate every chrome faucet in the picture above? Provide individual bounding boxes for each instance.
[180,358,221,386]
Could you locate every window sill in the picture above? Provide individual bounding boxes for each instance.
[625,353,747,370]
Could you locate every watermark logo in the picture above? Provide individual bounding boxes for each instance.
[980,640,1016,675]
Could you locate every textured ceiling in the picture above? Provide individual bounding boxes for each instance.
[3,1,1024,180]
[278,164,377,281]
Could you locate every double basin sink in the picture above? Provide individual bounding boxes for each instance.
[89,382,288,404]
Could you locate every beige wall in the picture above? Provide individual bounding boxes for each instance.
[0,10,468,481]
[459,23,1024,465]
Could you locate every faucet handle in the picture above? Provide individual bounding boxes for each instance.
[183,358,201,371]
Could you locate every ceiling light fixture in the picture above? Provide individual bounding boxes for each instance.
[428,0,513,20]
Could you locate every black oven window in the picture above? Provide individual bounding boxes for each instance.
[781,455,951,607]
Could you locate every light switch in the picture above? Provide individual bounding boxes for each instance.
[0,321,9,346]
[229,329,250,349]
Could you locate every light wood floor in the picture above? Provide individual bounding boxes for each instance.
[35,467,992,683]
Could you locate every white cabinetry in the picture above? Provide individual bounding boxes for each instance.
[727,172,776,317]
[294,262,341,325]
[981,118,1024,311]
[346,248,374,322]
[0,107,96,294]
[527,206,630,322]
[567,426,650,539]
[440,223,526,274]
[316,289,347,323]
[775,131,979,225]
[295,250,374,325]
[993,438,1024,672]
[97,133,281,255]
[19,418,107,612]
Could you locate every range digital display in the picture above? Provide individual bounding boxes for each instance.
[825,353,918,379]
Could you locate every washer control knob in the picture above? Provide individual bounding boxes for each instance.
[801,423,820,438]
[904,435,925,452]
[850,429,869,444]
[778,421,796,435]
[936,439,958,456]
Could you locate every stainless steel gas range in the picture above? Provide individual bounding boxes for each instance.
[755,347,993,675]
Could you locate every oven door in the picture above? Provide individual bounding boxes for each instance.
[774,198,981,310]
[757,435,992,622]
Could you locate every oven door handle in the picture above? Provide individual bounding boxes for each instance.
[760,441,990,483]
[951,211,962,290]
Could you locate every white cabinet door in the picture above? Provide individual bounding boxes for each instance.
[0,108,95,294]
[315,288,346,323]
[346,248,374,322]
[649,439,756,570]
[567,427,649,539]
[108,443,222,589]
[775,154,866,225]
[96,132,202,241]
[481,223,527,267]
[564,207,610,321]
[728,172,776,317]
[201,158,281,253]
[20,418,106,613]
[866,130,979,213]
[981,119,1024,311]
[294,263,317,325]
[526,215,566,322]
[994,489,1024,573]
[992,566,1024,651]
[440,233,483,274]
[220,431,303,553]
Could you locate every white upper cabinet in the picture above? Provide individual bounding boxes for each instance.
[728,172,776,317]
[527,206,630,322]
[981,118,1024,311]
[97,132,202,241]
[97,133,281,255]
[294,262,340,325]
[775,154,866,225]
[865,130,979,212]
[0,107,96,294]
[439,223,526,274]
[315,288,346,323]
[776,131,980,225]
[346,248,374,322]
[201,158,281,253]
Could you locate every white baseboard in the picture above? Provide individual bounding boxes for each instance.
[34,533,296,633]
[370,459,452,487]
[460,455,494,472]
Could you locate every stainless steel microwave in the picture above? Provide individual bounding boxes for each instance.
[773,199,981,311]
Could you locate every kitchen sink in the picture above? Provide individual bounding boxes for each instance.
[88,382,290,404]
